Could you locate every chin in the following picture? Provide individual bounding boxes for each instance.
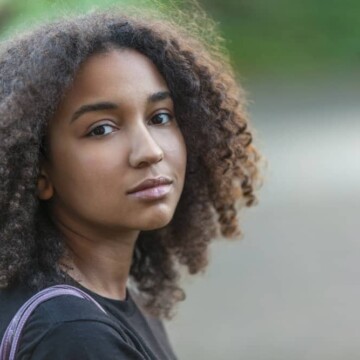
[140,217,173,231]
[138,209,174,230]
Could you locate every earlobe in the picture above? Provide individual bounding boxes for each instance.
[36,170,54,200]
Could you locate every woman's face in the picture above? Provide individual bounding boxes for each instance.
[38,48,187,238]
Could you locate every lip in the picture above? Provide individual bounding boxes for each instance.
[127,176,173,195]
[127,183,173,200]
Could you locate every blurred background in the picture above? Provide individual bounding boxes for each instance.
[1,0,359,358]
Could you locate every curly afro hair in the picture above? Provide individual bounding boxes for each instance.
[0,8,260,318]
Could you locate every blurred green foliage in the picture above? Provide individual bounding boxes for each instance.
[0,0,132,37]
[201,0,360,76]
[0,0,358,77]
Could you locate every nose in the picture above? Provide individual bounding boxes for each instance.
[128,122,164,168]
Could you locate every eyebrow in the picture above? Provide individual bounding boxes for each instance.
[147,91,171,103]
[70,102,118,123]
[70,91,172,123]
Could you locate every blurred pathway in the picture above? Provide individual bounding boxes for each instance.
[167,76,360,360]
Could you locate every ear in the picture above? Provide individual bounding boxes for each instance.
[36,165,54,200]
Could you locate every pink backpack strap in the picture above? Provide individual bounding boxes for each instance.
[0,284,107,360]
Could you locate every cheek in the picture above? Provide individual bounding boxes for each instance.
[49,139,127,197]
[158,130,187,174]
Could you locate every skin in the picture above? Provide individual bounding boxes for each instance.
[37,48,187,300]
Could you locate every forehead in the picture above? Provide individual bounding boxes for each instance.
[62,48,169,107]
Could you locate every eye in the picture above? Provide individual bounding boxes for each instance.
[149,113,173,125]
[87,124,116,137]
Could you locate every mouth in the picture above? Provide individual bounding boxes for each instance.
[126,176,173,200]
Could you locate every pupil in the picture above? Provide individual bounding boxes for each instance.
[94,126,105,135]
[155,115,164,124]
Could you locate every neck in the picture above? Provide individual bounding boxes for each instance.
[56,219,139,301]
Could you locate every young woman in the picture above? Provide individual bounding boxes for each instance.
[0,8,260,360]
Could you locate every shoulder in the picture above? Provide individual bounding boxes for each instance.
[16,294,145,359]
[19,318,145,359]
[0,285,108,332]
[28,292,111,324]
[0,284,34,336]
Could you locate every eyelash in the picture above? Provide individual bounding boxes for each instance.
[86,112,174,137]
[87,124,116,137]
[149,112,174,126]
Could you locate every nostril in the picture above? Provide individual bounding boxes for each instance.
[157,152,164,162]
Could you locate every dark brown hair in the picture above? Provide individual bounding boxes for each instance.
[0,8,260,318]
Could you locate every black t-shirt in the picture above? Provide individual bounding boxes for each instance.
[0,283,177,359]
